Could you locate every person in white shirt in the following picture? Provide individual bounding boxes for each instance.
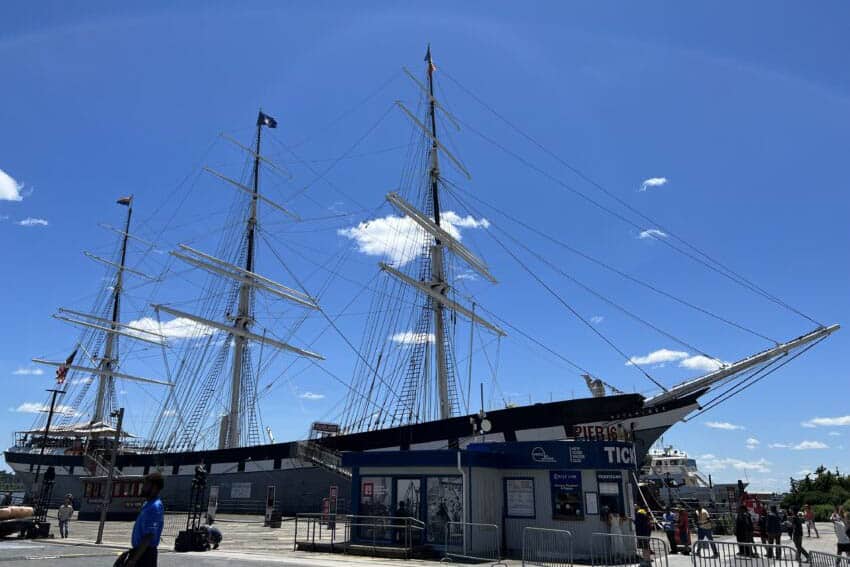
[57,495,74,539]
[835,509,850,559]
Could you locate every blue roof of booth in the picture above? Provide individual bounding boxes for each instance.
[341,440,636,471]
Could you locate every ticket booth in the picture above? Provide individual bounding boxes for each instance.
[342,440,638,558]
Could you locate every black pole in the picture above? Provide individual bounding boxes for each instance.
[424,45,442,232]
[246,114,262,274]
[33,388,65,484]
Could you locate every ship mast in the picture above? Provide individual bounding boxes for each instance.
[93,197,132,423]
[424,45,452,420]
[225,112,264,449]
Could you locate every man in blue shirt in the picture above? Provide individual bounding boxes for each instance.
[128,471,165,567]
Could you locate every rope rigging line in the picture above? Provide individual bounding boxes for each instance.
[258,231,404,404]
[439,69,824,328]
[444,179,779,345]
[450,190,668,392]
[266,102,396,210]
[684,336,826,422]
[459,193,719,360]
[287,69,401,149]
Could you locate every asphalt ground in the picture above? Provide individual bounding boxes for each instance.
[0,519,842,566]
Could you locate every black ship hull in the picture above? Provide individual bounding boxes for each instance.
[4,390,702,513]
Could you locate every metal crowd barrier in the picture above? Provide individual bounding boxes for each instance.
[293,513,424,557]
[591,532,668,567]
[345,514,425,558]
[690,539,799,567]
[444,521,502,564]
[810,550,850,567]
[293,512,347,552]
[522,527,573,567]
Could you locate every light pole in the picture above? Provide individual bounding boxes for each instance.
[96,407,124,544]
[33,388,65,485]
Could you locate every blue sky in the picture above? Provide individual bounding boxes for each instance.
[1,2,848,491]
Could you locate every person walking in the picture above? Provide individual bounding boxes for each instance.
[735,505,757,557]
[635,508,652,567]
[126,471,165,567]
[677,507,691,556]
[765,505,783,559]
[696,506,719,557]
[805,504,820,538]
[662,507,678,554]
[833,511,850,561]
[57,495,74,539]
[791,507,811,563]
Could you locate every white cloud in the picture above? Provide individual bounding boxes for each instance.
[338,211,490,267]
[590,315,604,325]
[705,421,745,431]
[0,168,24,201]
[12,367,44,376]
[746,437,760,449]
[17,217,48,227]
[801,415,850,428]
[626,348,688,366]
[299,392,325,400]
[12,402,76,416]
[792,440,828,450]
[697,453,770,473]
[768,443,790,449]
[679,355,727,372]
[456,271,478,281]
[638,228,667,240]
[391,331,435,345]
[796,469,813,477]
[640,177,668,192]
[828,431,841,437]
[125,316,214,340]
[71,377,93,386]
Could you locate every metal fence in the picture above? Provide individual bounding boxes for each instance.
[810,550,850,567]
[690,539,800,567]
[522,527,573,567]
[293,513,424,558]
[444,521,502,564]
[591,532,668,567]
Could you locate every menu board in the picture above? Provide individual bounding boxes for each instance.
[550,470,583,520]
[505,478,535,518]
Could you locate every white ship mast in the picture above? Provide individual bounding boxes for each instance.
[381,46,504,422]
[157,110,323,449]
[34,197,172,425]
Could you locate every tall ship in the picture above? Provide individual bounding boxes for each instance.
[5,47,839,515]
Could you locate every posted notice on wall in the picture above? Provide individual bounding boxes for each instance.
[550,470,583,520]
[505,478,535,518]
[230,482,252,499]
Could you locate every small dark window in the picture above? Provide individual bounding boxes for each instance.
[237,461,245,472]
[143,465,150,475]
[172,464,179,475]
[68,465,75,475]
[273,458,282,470]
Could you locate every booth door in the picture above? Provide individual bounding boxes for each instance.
[425,476,463,545]
[395,478,423,544]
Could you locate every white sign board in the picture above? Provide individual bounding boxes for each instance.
[505,478,535,518]
[230,482,252,499]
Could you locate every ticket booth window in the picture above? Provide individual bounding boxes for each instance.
[425,476,463,544]
[596,472,624,517]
